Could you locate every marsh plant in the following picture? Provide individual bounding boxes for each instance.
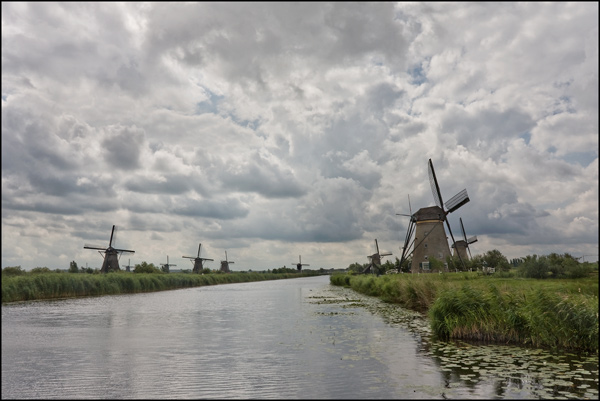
[330,271,598,352]
[1,270,316,303]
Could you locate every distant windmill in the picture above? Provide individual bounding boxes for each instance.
[451,218,478,261]
[123,259,133,272]
[220,251,234,273]
[363,239,392,275]
[398,159,470,273]
[84,225,135,273]
[183,243,214,273]
[293,255,309,272]
[160,255,177,273]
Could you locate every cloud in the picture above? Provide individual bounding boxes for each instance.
[2,2,598,270]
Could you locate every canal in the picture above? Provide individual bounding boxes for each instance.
[2,275,598,399]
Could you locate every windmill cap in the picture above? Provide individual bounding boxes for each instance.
[413,206,445,221]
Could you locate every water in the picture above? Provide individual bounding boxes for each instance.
[2,275,598,399]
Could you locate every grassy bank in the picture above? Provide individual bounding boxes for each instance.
[330,272,599,352]
[2,271,319,303]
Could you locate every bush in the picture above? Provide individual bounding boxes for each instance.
[2,266,26,276]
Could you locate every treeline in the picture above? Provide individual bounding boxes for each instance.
[2,261,328,276]
[346,250,598,279]
[330,271,598,352]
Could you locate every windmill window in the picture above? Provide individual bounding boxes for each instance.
[424,255,428,260]
[424,244,428,248]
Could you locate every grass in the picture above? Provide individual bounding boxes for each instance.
[1,271,318,303]
[330,272,599,352]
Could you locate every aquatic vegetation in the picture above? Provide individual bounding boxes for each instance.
[330,272,599,352]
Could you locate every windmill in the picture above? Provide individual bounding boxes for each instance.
[123,259,133,272]
[183,243,214,273]
[220,251,234,273]
[363,239,392,275]
[451,217,478,261]
[398,159,470,273]
[84,225,135,273]
[160,255,177,273]
[293,255,309,272]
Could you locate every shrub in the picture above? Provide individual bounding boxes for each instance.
[2,266,26,276]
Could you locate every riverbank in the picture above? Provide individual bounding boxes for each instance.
[1,271,323,303]
[330,272,599,353]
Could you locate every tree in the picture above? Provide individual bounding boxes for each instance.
[482,249,511,272]
[347,262,365,274]
[69,261,79,273]
[2,266,25,276]
[31,267,52,274]
[134,261,162,274]
[518,255,549,278]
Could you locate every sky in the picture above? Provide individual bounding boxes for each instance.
[2,2,598,271]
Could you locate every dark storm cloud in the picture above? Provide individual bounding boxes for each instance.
[102,125,144,170]
[220,152,307,198]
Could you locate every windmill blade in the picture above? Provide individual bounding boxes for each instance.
[84,244,107,250]
[375,239,380,255]
[228,261,235,264]
[201,258,214,261]
[445,220,466,270]
[460,218,468,243]
[408,194,412,215]
[197,243,202,258]
[380,252,393,257]
[114,248,135,253]
[428,159,444,210]
[445,189,470,213]
[467,235,478,244]
[182,255,195,259]
[109,225,117,248]
[399,219,415,268]
[396,213,411,217]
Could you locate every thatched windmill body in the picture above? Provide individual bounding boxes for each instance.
[293,255,309,271]
[398,159,470,273]
[363,239,392,275]
[160,255,176,273]
[451,217,478,261]
[183,243,213,273]
[220,251,234,273]
[84,225,134,273]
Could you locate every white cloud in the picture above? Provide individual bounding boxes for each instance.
[2,2,598,270]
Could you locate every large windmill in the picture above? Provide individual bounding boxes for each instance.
[293,255,309,272]
[451,217,478,261]
[84,225,135,273]
[160,255,177,273]
[220,251,234,273]
[398,159,470,273]
[363,239,392,275]
[183,243,214,273]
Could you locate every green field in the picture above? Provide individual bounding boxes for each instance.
[330,272,599,352]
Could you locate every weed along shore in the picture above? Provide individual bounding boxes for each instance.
[1,271,323,304]
[330,272,599,353]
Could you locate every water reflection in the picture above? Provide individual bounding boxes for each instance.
[2,276,598,399]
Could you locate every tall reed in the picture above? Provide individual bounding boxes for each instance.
[330,272,599,352]
[2,272,316,303]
